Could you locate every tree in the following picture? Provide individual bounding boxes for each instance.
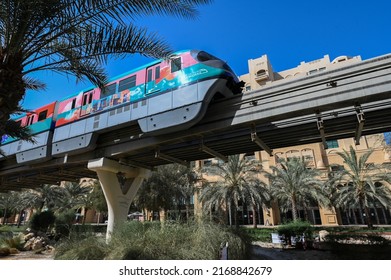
[330,146,391,228]
[135,163,198,221]
[263,157,327,222]
[19,184,65,212]
[58,181,92,211]
[0,191,19,224]
[0,0,211,140]
[82,179,108,224]
[199,155,270,228]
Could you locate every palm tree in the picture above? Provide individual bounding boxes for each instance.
[330,146,391,228]
[199,155,270,228]
[0,0,211,139]
[0,191,18,224]
[87,180,108,224]
[58,181,92,210]
[135,163,198,221]
[19,184,65,212]
[263,157,327,222]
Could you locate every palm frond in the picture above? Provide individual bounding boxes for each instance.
[4,119,35,143]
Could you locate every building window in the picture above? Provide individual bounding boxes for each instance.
[384,132,391,145]
[331,165,344,172]
[326,140,339,149]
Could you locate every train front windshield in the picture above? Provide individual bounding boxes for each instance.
[191,50,236,74]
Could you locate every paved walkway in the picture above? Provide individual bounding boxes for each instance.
[250,243,337,260]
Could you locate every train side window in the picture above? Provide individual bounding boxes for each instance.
[38,110,48,121]
[102,83,117,97]
[119,75,136,92]
[171,57,182,73]
[155,66,160,80]
[71,98,77,109]
[89,92,93,104]
[147,69,153,82]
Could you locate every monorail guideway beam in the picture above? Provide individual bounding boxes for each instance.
[87,158,151,241]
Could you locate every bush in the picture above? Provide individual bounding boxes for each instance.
[70,224,107,236]
[0,234,24,250]
[277,220,314,246]
[106,221,250,260]
[55,220,251,260]
[55,236,108,260]
[55,210,76,238]
[29,211,56,232]
[0,247,11,257]
[323,232,391,245]
[245,228,274,242]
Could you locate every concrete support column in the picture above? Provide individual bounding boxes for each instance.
[88,158,151,241]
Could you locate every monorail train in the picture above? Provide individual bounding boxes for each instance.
[0,50,243,164]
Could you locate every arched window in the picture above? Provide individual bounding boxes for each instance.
[286,150,300,160]
[301,148,315,167]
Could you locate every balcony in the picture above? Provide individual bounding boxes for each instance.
[254,69,269,82]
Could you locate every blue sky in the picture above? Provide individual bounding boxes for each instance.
[21,0,391,110]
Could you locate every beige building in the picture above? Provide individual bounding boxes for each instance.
[240,53,362,92]
[197,53,391,227]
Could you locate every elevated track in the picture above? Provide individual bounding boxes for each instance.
[1,53,391,191]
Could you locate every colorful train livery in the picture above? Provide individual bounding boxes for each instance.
[0,50,243,164]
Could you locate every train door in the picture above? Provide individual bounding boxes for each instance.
[26,114,35,126]
[145,64,161,95]
[80,90,94,116]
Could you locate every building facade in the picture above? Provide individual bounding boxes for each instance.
[197,52,391,227]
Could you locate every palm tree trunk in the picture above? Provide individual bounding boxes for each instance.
[96,212,101,224]
[291,196,298,221]
[359,199,373,228]
[234,206,239,229]
[2,208,8,225]
[227,201,232,226]
[364,206,373,229]
[185,202,190,221]
[252,204,257,229]
[17,210,24,228]
[82,208,88,225]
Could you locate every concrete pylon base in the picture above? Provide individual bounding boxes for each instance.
[88,158,151,241]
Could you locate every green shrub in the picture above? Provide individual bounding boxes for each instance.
[108,221,250,260]
[55,210,76,238]
[55,236,108,260]
[70,224,107,236]
[0,234,24,250]
[0,247,11,257]
[323,232,391,245]
[29,211,56,232]
[55,220,251,260]
[245,228,274,242]
[277,220,313,245]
